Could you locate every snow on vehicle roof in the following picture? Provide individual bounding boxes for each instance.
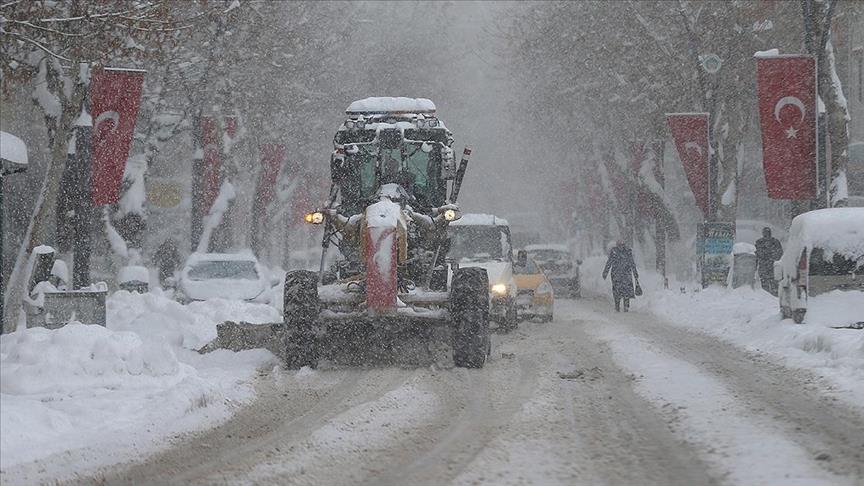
[789,208,864,255]
[524,243,570,253]
[346,97,436,115]
[450,213,509,227]
[185,251,258,265]
[781,208,864,276]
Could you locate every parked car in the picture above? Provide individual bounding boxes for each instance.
[525,243,581,298]
[176,252,276,303]
[774,208,864,324]
[513,250,554,322]
[448,213,519,332]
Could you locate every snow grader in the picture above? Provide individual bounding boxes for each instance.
[280,97,490,368]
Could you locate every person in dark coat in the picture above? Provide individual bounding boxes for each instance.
[602,240,639,312]
[153,238,181,286]
[755,227,783,296]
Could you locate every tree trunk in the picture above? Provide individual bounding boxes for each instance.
[821,39,850,207]
[2,79,87,333]
[803,0,848,207]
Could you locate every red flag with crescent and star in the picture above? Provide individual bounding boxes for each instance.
[667,113,710,218]
[90,67,145,205]
[756,55,817,200]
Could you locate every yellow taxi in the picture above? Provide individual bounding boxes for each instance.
[513,250,555,322]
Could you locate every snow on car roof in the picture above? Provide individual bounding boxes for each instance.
[185,251,258,265]
[346,97,436,115]
[789,208,864,255]
[524,243,570,253]
[449,213,509,227]
[781,208,864,276]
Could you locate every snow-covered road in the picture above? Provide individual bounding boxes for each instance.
[50,298,864,486]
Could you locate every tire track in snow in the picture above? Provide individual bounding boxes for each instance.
[372,353,540,485]
[85,367,415,485]
[576,299,861,484]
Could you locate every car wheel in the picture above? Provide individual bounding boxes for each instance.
[500,303,518,333]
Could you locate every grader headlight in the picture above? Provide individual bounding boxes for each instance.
[443,209,458,221]
[304,211,325,224]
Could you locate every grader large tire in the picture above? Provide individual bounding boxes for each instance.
[451,267,490,368]
[499,303,519,333]
[284,270,320,368]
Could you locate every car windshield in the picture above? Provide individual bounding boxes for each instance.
[188,260,258,280]
[530,249,570,262]
[448,226,510,260]
[514,258,539,274]
[809,248,863,276]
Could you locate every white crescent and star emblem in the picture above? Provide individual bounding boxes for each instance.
[684,141,703,157]
[94,111,120,133]
[773,96,806,139]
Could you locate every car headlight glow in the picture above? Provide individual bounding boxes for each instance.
[491,283,508,295]
[304,211,325,224]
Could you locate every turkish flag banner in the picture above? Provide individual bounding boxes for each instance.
[200,116,221,214]
[667,113,710,218]
[90,67,145,205]
[257,144,285,207]
[756,55,817,200]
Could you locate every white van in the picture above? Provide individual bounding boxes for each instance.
[448,214,519,332]
[775,208,864,323]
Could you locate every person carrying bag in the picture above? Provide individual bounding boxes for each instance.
[602,240,640,312]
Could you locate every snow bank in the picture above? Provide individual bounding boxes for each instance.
[645,286,864,405]
[0,291,276,475]
[581,254,864,405]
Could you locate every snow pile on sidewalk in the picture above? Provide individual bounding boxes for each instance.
[580,254,864,404]
[644,286,864,403]
[0,291,277,475]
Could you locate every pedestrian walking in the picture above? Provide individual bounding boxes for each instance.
[153,238,181,287]
[755,227,783,296]
[602,240,640,312]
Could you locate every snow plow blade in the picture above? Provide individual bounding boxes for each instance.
[199,321,286,359]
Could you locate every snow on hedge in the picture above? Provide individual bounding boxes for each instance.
[0,291,277,477]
